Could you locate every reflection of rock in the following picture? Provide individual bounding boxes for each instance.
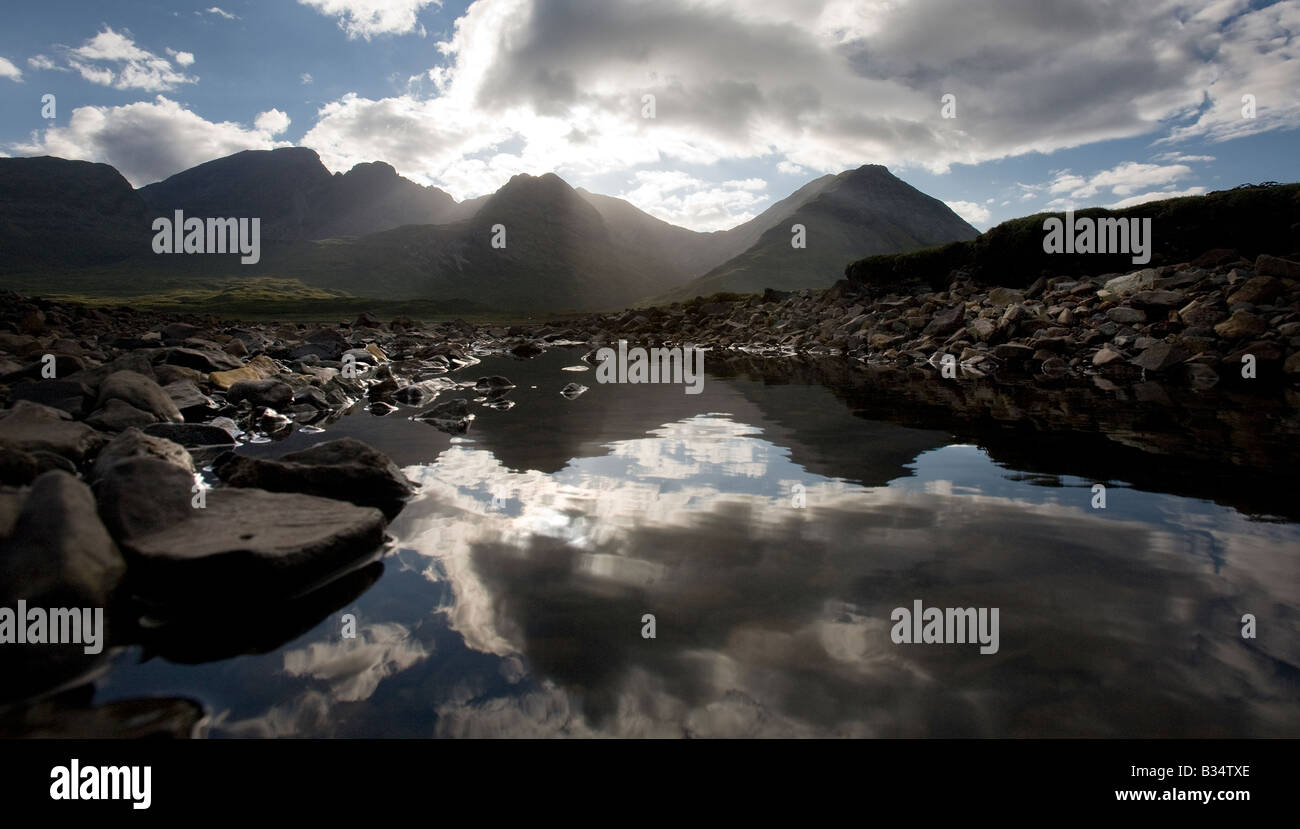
[135,561,383,665]
[559,383,588,400]
[0,686,204,738]
[414,397,473,434]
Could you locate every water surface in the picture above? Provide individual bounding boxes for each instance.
[94,348,1300,737]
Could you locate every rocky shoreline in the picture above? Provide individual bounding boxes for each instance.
[2,248,1299,726]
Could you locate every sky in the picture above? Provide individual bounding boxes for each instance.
[0,0,1297,232]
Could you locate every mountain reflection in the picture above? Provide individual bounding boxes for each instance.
[89,351,1297,738]
[382,414,1298,738]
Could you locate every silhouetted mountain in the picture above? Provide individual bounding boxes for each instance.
[138,148,462,239]
[263,172,703,310]
[0,157,149,268]
[0,151,978,312]
[654,165,978,301]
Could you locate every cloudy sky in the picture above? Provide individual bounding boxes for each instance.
[1,0,1297,231]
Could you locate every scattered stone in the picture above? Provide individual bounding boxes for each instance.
[97,370,183,423]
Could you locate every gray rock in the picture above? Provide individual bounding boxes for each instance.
[0,400,103,462]
[164,346,243,373]
[212,437,412,519]
[1226,275,1284,306]
[85,398,159,432]
[1102,269,1157,297]
[923,305,965,337]
[143,422,238,447]
[97,370,183,423]
[1213,310,1268,340]
[105,467,386,606]
[0,470,125,608]
[7,379,92,418]
[91,427,194,482]
[164,379,218,419]
[1106,307,1147,325]
[227,379,294,408]
[1131,342,1190,372]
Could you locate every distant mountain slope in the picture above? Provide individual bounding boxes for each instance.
[653,165,978,302]
[138,148,463,239]
[0,157,149,268]
[260,173,704,310]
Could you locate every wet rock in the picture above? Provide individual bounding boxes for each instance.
[0,443,40,486]
[354,311,382,329]
[164,380,218,420]
[0,470,125,608]
[227,379,293,408]
[987,287,1024,307]
[7,379,92,418]
[1254,254,1300,279]
[1284,351,1300,377]
[1092,347,1125,367]
[160,322,203,341]
[414,397,472,434]
[560,382,589,399]
[1227,275,1284,306]
[164,346,243,373]
[1213,310,1268,340]
[474,375,515,392]
[91,428,194,482]
[97,370,183,423]
[511,341,545,359]
[1106,307,1146,325]
[0,400,103,462]
[210,355,279,389]
[1131,342,1190,372]
[212,437,412,519]
[108,476,386,607]
[85,398,159,432]
[342,347,377,366]
[923,305,965,337]
[1128,290,1186,311]
[1102,269,1159,298]
[1178,298,1227,328]
[142,422,238,447]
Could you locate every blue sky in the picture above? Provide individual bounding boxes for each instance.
[1,0,1297,231]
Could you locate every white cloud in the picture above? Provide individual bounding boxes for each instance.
[254,108,292,135]
[944,200,991,227]
[10,96,292,186]
[205,6,239,20]
[166,48,196,67]
[616,170,770,231]
[1107,187,1208,210]
[1043,162,1197,207]
[0,57,22,82]
[27,54,58,71]
[1151,152,1216,163]
[299,0,443,40]
[776,160,805,175]
[301,72,314,85]
[64,27,197,91]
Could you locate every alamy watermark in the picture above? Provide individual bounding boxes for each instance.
[594,340,705,394]
[890,599,999,654]
[1042,208,1151,265]
[152,210,261,264]
[0,600,104,654]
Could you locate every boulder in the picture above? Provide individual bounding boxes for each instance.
[0,400,103,462]
[96,370,183,423]
[212,437,412,519]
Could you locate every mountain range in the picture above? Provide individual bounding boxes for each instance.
[0,148,977,311]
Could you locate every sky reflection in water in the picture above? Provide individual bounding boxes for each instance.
[97,351,1299,738]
